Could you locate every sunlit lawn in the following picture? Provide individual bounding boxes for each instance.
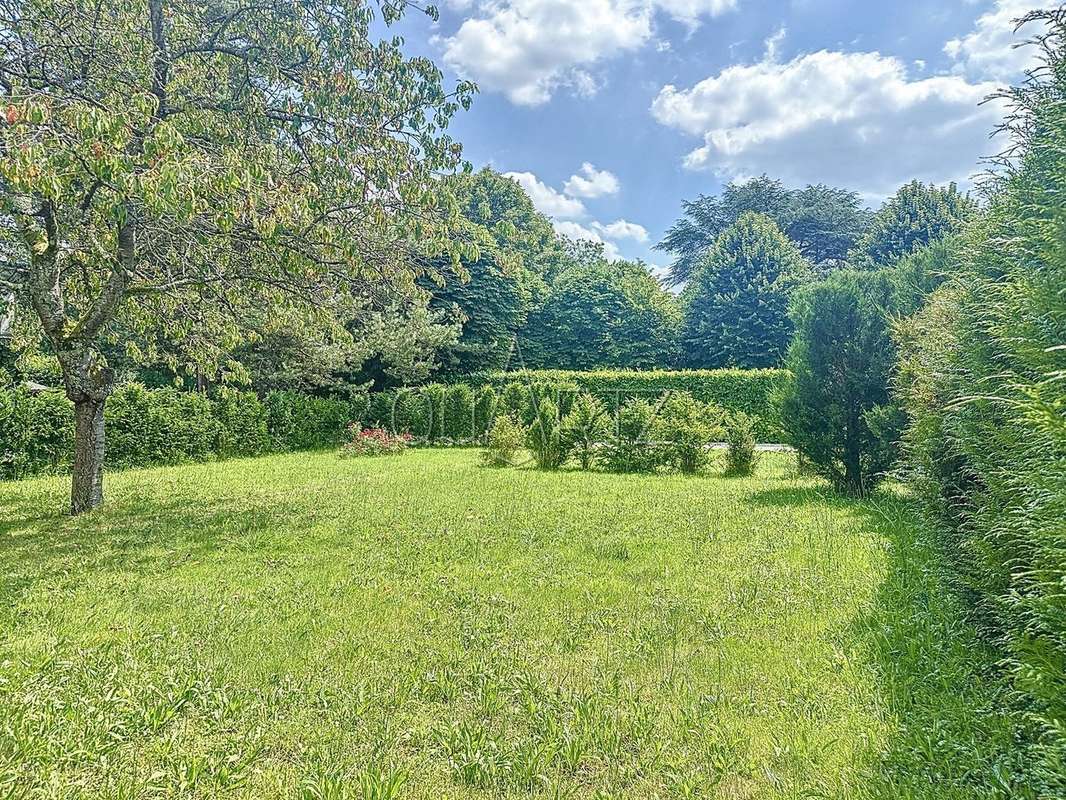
[0,450,1023,799]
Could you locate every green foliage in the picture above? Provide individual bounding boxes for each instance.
[106,385,218,469]
[682,212,811,369]
[657,175,870,284]
[561,394,610,470]
[780,270,901,497]
[657,392,724,474]
[521,257,681,370]
[264,392,353,453]
[428,250,527,377]
[500,382,529,422]
[482,415,526,466]
[473,386,498,442]
[526,398,568,470]
[850,181,976,267]
[724,412,761,476]
[0,385,74,479]
[467,368,786,441]
[213,389,271,459]
[442,384,476,443]
[895,16,1066,789]
[599,398,663,473]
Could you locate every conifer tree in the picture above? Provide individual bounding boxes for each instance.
[681,213,810,369]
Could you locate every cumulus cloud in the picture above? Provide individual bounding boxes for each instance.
[945,0,1053,82]
[591,219,650,242]
[563,163,621,198]
[503,171,586,218]
[439,0,736,105]
[553,220,623,260]
[651,49,1002,197]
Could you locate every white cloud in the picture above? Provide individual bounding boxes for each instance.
[553,220,623,260]
[563,163,621,198]
[503,171,586,218]
[651,49,1003,197]
[945,0,1052,82]
[439,0,736,106]
[591,219,649,242]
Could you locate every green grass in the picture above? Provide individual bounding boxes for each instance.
[0,450,1027,799]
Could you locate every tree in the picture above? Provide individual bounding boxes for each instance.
[521,256,681,370]
[425,248,528,377]
[657,176,869,285]
[779,270,902,497]
[849,180,976,267]
[1,0,475,513]
[681,212,810,369]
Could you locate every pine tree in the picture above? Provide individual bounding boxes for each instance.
[681,213,810,369]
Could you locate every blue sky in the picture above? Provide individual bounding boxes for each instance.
[393,0,1047,271]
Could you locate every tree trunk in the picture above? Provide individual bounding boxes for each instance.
[58,345,114,515]
[71,397,106,514]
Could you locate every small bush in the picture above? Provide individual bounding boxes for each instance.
[339,426,412,457]
[526,397,568,469]
[724,411,760,476]
[482,415,526,466]
[599,398,662,473]
[561,393,610,470]
[657,392,724,474]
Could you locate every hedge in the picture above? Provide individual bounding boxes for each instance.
[0,382,361,481]
[462,369,787,441]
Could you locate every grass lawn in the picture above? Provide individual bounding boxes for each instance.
[0,450,1025,799]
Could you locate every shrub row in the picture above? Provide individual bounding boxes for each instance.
[485,391,760,476]
[461,368,786,441]
[0,382,359,480]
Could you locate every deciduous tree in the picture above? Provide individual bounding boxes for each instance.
[1,0,474,512]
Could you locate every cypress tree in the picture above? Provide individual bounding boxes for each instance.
[681,212,810,369]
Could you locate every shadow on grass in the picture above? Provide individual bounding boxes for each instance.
[752,483,1030,798]
[0,478,325,606]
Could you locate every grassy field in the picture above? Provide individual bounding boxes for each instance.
[0,450,1025,799]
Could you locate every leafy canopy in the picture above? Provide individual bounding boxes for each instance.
[849,180,976,267]
[657,176,869,285]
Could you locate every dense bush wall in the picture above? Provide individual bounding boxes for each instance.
[461,369,787,440]
[0,383,358,480]
[895,21,1066,790]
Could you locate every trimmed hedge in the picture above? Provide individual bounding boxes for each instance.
[0,382,361,480]
[462,369,787,441]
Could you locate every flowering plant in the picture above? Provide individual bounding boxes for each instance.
[339,425,412,457]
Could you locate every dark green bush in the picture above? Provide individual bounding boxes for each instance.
[264,391,352,451]
[473,386,498,442]
[106,384,218,469]
[464,368,785,441]
[779,270,901,497]
[526,397,568,469]
[657,392,724,474]
[599,398,663,473]
[561,393,610,470]
[0,385,74,479]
